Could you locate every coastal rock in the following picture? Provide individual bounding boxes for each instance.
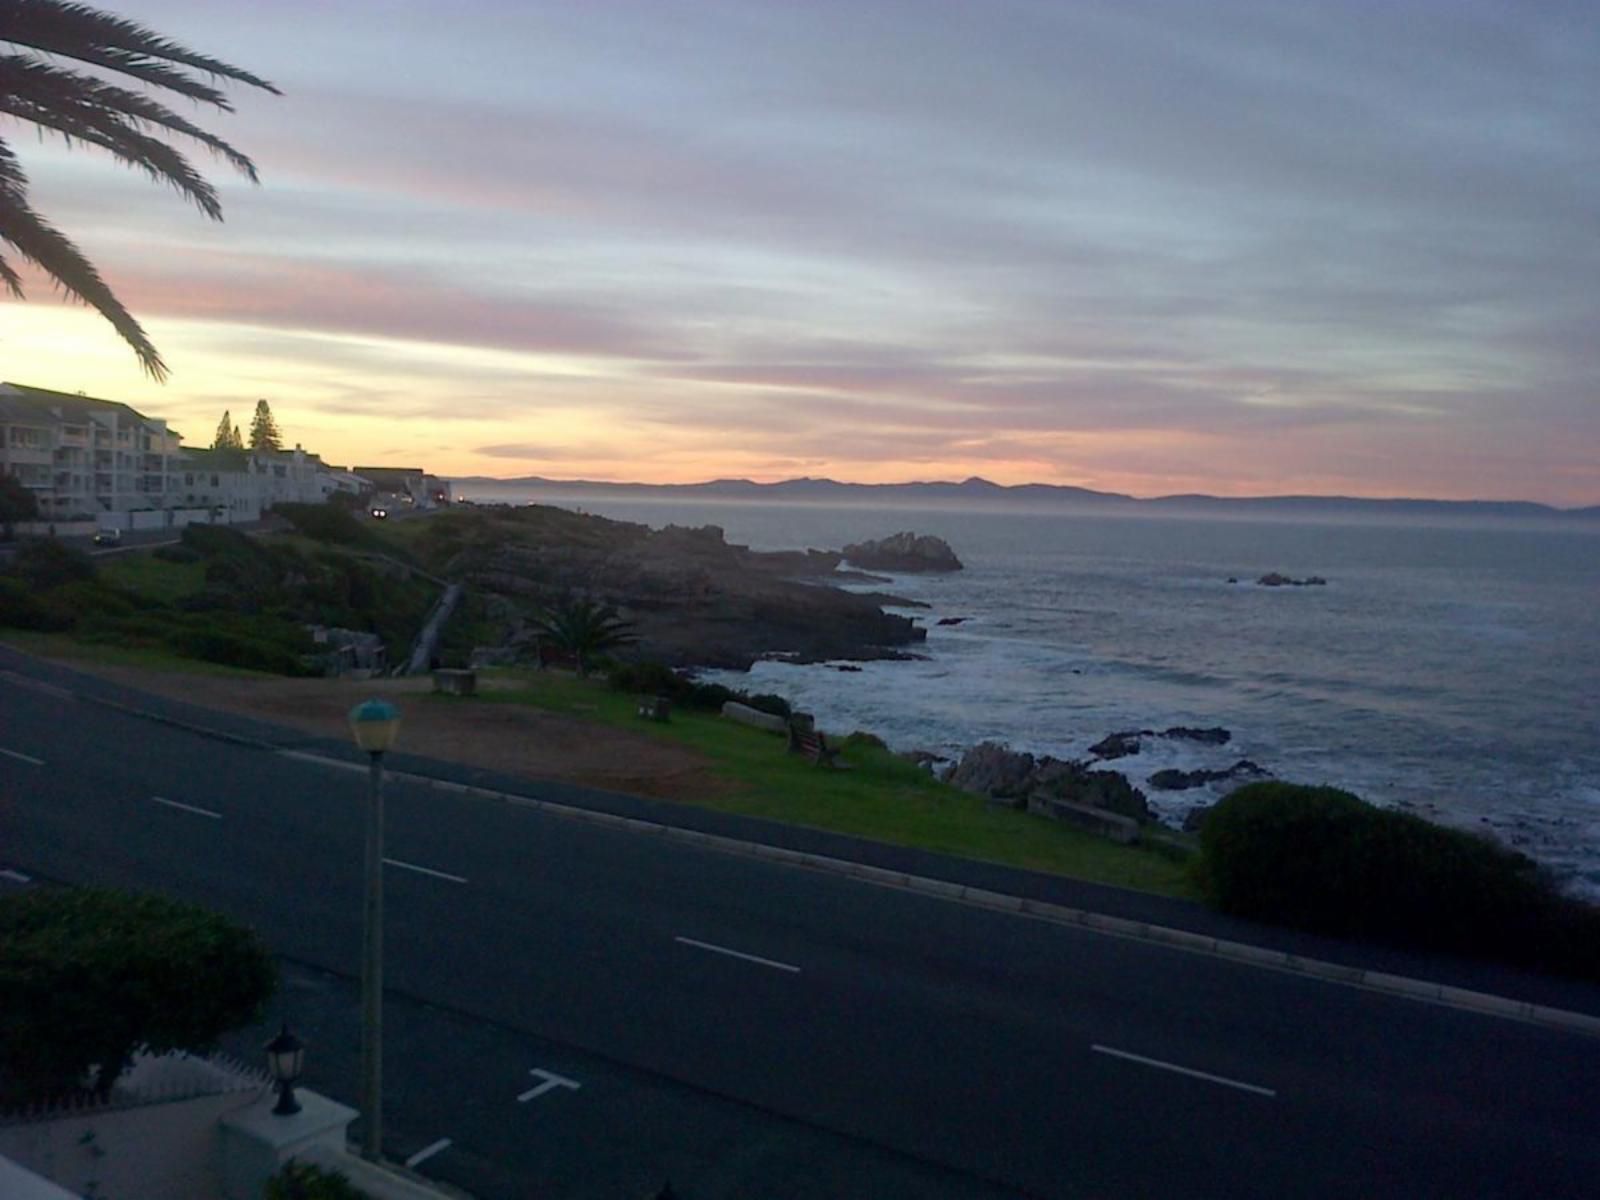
[1148,759,1268,791]
[1257,572,1328,587]
[842,531,964,573]
[945,743,1153,824]
[944,742,1036,802]
[1088,726,1231,759]
[936,616,969,626]
[440,505,927,670]
[1088,731,1144,759]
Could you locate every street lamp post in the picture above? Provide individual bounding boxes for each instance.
[349,698,401,1162]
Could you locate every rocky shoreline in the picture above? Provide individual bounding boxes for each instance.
[444,507,943,670]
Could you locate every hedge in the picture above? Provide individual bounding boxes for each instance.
[1198,782,1600,977]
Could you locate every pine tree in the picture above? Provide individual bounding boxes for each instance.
[212,410,241,450]
[248,399,282,452]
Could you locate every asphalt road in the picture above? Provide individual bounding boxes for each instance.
[3,658,1599,1198]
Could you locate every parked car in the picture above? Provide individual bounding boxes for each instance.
[92,528,122,546]
[369,506,389,519]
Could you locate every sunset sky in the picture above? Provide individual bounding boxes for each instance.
[3,1,1596,504]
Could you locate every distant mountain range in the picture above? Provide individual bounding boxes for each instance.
[450,474,1600,520]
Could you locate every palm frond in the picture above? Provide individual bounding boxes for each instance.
[0,0,280,96]
[0,56,261,181]
[0,151,167,379]
[0,250,22,295]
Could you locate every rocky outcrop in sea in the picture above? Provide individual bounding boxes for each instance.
[942,742,1153,825]
[843,531,964,573]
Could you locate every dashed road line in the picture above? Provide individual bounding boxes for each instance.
[0,747,44,766]
[675,935,801,973]
[1,868,32,883]
[404,1138,452,1168]
[1091,1044,1277,1098]
[517,1068,581,1103]
[150,796,222,820]
[384,857,467,884]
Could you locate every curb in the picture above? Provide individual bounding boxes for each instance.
[275,749,1600,1040]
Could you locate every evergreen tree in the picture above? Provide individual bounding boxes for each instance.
[212,410,242,450]
[248,398,282,451]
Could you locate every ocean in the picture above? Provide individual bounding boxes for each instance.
[464,487,1600,895]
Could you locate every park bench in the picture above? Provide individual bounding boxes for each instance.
[787,719,846,768]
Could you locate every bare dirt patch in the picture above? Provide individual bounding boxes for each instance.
[69,664,728,804]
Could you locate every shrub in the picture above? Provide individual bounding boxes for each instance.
[1198,782,1599,977]
[265,1161,371,1199]
[8,537,95,590]
[273,501,377,548]
[153,543,202,564]
[745,692,792,719]
[0,576,64,630]
[0,888,276,1104]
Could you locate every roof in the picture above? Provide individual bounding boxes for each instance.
[0,381,164,428]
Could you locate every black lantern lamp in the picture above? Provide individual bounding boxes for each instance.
[265,1024,305,1115]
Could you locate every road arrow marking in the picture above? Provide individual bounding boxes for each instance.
[1091,1044,1277,1097]
[518,1069,581,1103]
[150,796,222,819]
[674,935,801,973]
[0,747,44,766]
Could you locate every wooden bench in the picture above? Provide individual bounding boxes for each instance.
[787,722,845,768]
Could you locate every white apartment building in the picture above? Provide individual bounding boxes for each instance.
[0,381,182,518]
[177,446,364,522]
[2,381,369,526]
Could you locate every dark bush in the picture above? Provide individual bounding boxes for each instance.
[265,1162,371,1200]
[745,692,792,719]
[153,544,202,564]
[8,537,95,590]
[0,888,276,1104]
[274,501,378,548]
[1198,781,1600,977]
[0,576,62,630]
[689,681,738,711]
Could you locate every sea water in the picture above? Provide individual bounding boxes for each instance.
[465,488,1600,895]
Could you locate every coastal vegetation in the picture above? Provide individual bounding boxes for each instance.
[1198,782,1600,979]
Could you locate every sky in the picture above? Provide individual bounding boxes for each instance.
[2,0,1597,504]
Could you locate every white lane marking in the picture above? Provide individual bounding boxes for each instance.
[383,858,467,884]
[0,747,44,766]
[404,1138,452,1168]
[517,1068,581,1103]
[0,671,74,700]
[674,935,801,974]
[1090,1044,1277,1098]
[277,749,366,773]
[1,868,32,883]
[150,796,223,820]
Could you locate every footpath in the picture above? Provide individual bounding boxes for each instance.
[3,641,1599,1034]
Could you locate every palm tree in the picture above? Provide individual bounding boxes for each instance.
[0,1,278,379]
[530,598,638,677]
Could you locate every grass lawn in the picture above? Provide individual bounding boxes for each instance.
[476,668,1199,898]
[99,553,206,604]
[0,630,279,678]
